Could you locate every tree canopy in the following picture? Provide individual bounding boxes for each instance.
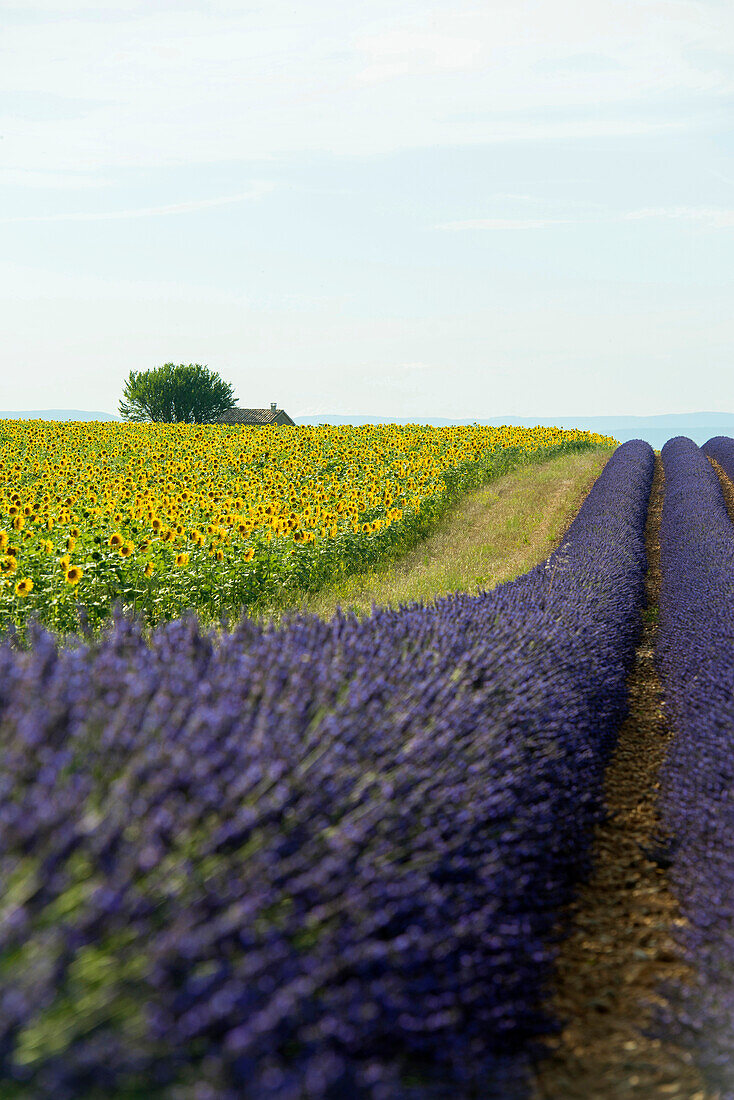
[119,363,237,424]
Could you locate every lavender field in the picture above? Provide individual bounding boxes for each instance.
[1,435,734,1098]
[654,436,734,1096]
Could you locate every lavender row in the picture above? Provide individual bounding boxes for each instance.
[656,436,734,1095]
[703,433,734,482]
[0,440,653,1099]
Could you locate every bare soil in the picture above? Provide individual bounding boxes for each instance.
[532,457,714,1100]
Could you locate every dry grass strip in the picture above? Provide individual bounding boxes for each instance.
[297,447,612,619]
[533,456,714,1100]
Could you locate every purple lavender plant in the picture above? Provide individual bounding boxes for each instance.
[703,434,734,483]
[656,435,734,1097]
[0,441,653,1099]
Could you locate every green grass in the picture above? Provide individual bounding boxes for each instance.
[283,447,613,619]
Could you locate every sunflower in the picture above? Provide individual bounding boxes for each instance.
[14,578,33,596]
[175,552,190,567]
[119,541,135,558]
[64,565,83,585]
[243,548,255,562]
[0,556,17,574]
[109,533,123,548]
[143,562,154,578]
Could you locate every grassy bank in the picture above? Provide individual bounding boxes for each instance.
[286,446,613,620]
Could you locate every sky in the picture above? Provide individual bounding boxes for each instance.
[2,0,734,419]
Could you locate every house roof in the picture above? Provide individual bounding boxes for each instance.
[216,408,295,426]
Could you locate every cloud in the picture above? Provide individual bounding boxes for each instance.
[355,28,484,82]
[436,217,574,230]
[0,185,273,223]
[0,167,113,189]
[1,0,732,172]
[622,206,734,228]
[438,206,734,232]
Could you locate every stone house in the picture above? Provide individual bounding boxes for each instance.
[216,403,296,426]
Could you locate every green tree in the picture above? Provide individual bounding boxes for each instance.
[119,363,238,424]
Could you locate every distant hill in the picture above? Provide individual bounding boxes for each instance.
[294,412,734,450]
[0,409,119,421]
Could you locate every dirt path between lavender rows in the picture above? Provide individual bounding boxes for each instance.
[532,456,713,1100]
[709,456,734,521]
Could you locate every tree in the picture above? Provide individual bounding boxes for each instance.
[119,363,238,424]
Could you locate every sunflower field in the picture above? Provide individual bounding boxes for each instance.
[0,420,613,631]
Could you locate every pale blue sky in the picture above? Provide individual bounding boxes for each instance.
[2,0,734,418]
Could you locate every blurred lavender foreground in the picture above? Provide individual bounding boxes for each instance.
[656,436,734,1097]
[0,441,653,1099]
